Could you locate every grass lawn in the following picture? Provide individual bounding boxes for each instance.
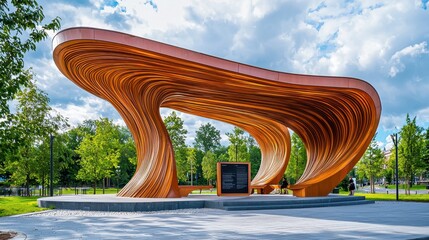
[338,189,429,202]
[0,196,47,217]
[58,187,119,195]
[385,184,428,190]
[190,188,217,194]
[355,193,429,202]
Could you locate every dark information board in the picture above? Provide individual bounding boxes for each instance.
[217,162,250,196]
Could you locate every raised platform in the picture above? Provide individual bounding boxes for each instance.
[38,194,374,212]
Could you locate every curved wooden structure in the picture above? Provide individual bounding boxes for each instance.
[53,28,381,198]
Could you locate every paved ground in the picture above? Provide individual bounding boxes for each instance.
[1,201,428,239]
[357,185,429,195]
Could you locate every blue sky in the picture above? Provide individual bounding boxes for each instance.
[25,0,429,149]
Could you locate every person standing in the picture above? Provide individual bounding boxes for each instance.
[280,177,289,194]
[348,177,355,196]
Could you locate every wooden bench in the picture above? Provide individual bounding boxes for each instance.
[252,184,286,194]
[270,184,281,194]
[251,185,267,194]
[178,185,213,197]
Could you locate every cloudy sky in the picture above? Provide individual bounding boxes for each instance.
[25,0,429,148]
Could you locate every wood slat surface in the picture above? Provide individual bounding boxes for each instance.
[53,27,381,198]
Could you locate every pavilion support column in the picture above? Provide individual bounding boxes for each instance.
[114,87,180,198]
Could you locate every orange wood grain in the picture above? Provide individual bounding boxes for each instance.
[53,27,381,198]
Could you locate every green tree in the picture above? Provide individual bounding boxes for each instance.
[247,136,261,178]
[215,146,229,162]
[226,127,249,162]
[4,77,67,195]
[193,123,221,185]
[356,134,384,193]
[387,147,399,185]
[117,126,136,187]
[76,118,121,194]
[0,114,15,180]
[187,147,197,185]
[201,151,217,185]
[398,114,426,194]
[0,0,60,116]
[422,128,429,178]
[34,132,72,196]
[1,2,60,179]
[194,123,221,153]
[193,149,205,185]
[286,133,307,184]
[57,120,97,188]
[163,111,188,182]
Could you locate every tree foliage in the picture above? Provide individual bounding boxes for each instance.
[423,128,429,174]
[247,136,261,178]
[186,147,197,185]
[116,126,136,186]
[163,111,188,182]
[32,131,74,195]
[0,0,61,116]
[398,114,426,194]
[55,120,97,187]
[356,134,384,193]
[286,133,307,184]
[194,123,221,153]
[226,127,249,162]
[193,123,222,184]
[75,118,121,194]
[4,77,67,195]
[201,151,217,185]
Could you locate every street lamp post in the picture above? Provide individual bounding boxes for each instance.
[190,160,193,186]
[235,143,238,162]
[116,166,121,193]
[50,134,54,197]
[390,133,399,201]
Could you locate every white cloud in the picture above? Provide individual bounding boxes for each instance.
[417,107,429,123]
[380,114,405,132]
[46,2,123,30]
[113,118,126,127]
[52,96,109,127]
[299,1,429,77]
[389,41,429,77]
[376,141,385,149]
[109,0,198,38]
[29,0,429,148]
[384,135,394,151]
[30,58,66,91]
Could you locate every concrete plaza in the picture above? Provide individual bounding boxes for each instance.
[1,200,428,239]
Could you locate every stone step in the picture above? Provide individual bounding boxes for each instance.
[220,196,367,207]
[39,194,375,212]
[222,199,374,211]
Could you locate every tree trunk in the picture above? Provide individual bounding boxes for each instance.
[405,179,410,195]
[42,175,45,197]
[93,181,97,194]
[26,174,30,197]
[370,176,374,194]
[102,178,105,194]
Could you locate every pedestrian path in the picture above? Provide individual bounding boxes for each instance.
[1,201,428,239]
